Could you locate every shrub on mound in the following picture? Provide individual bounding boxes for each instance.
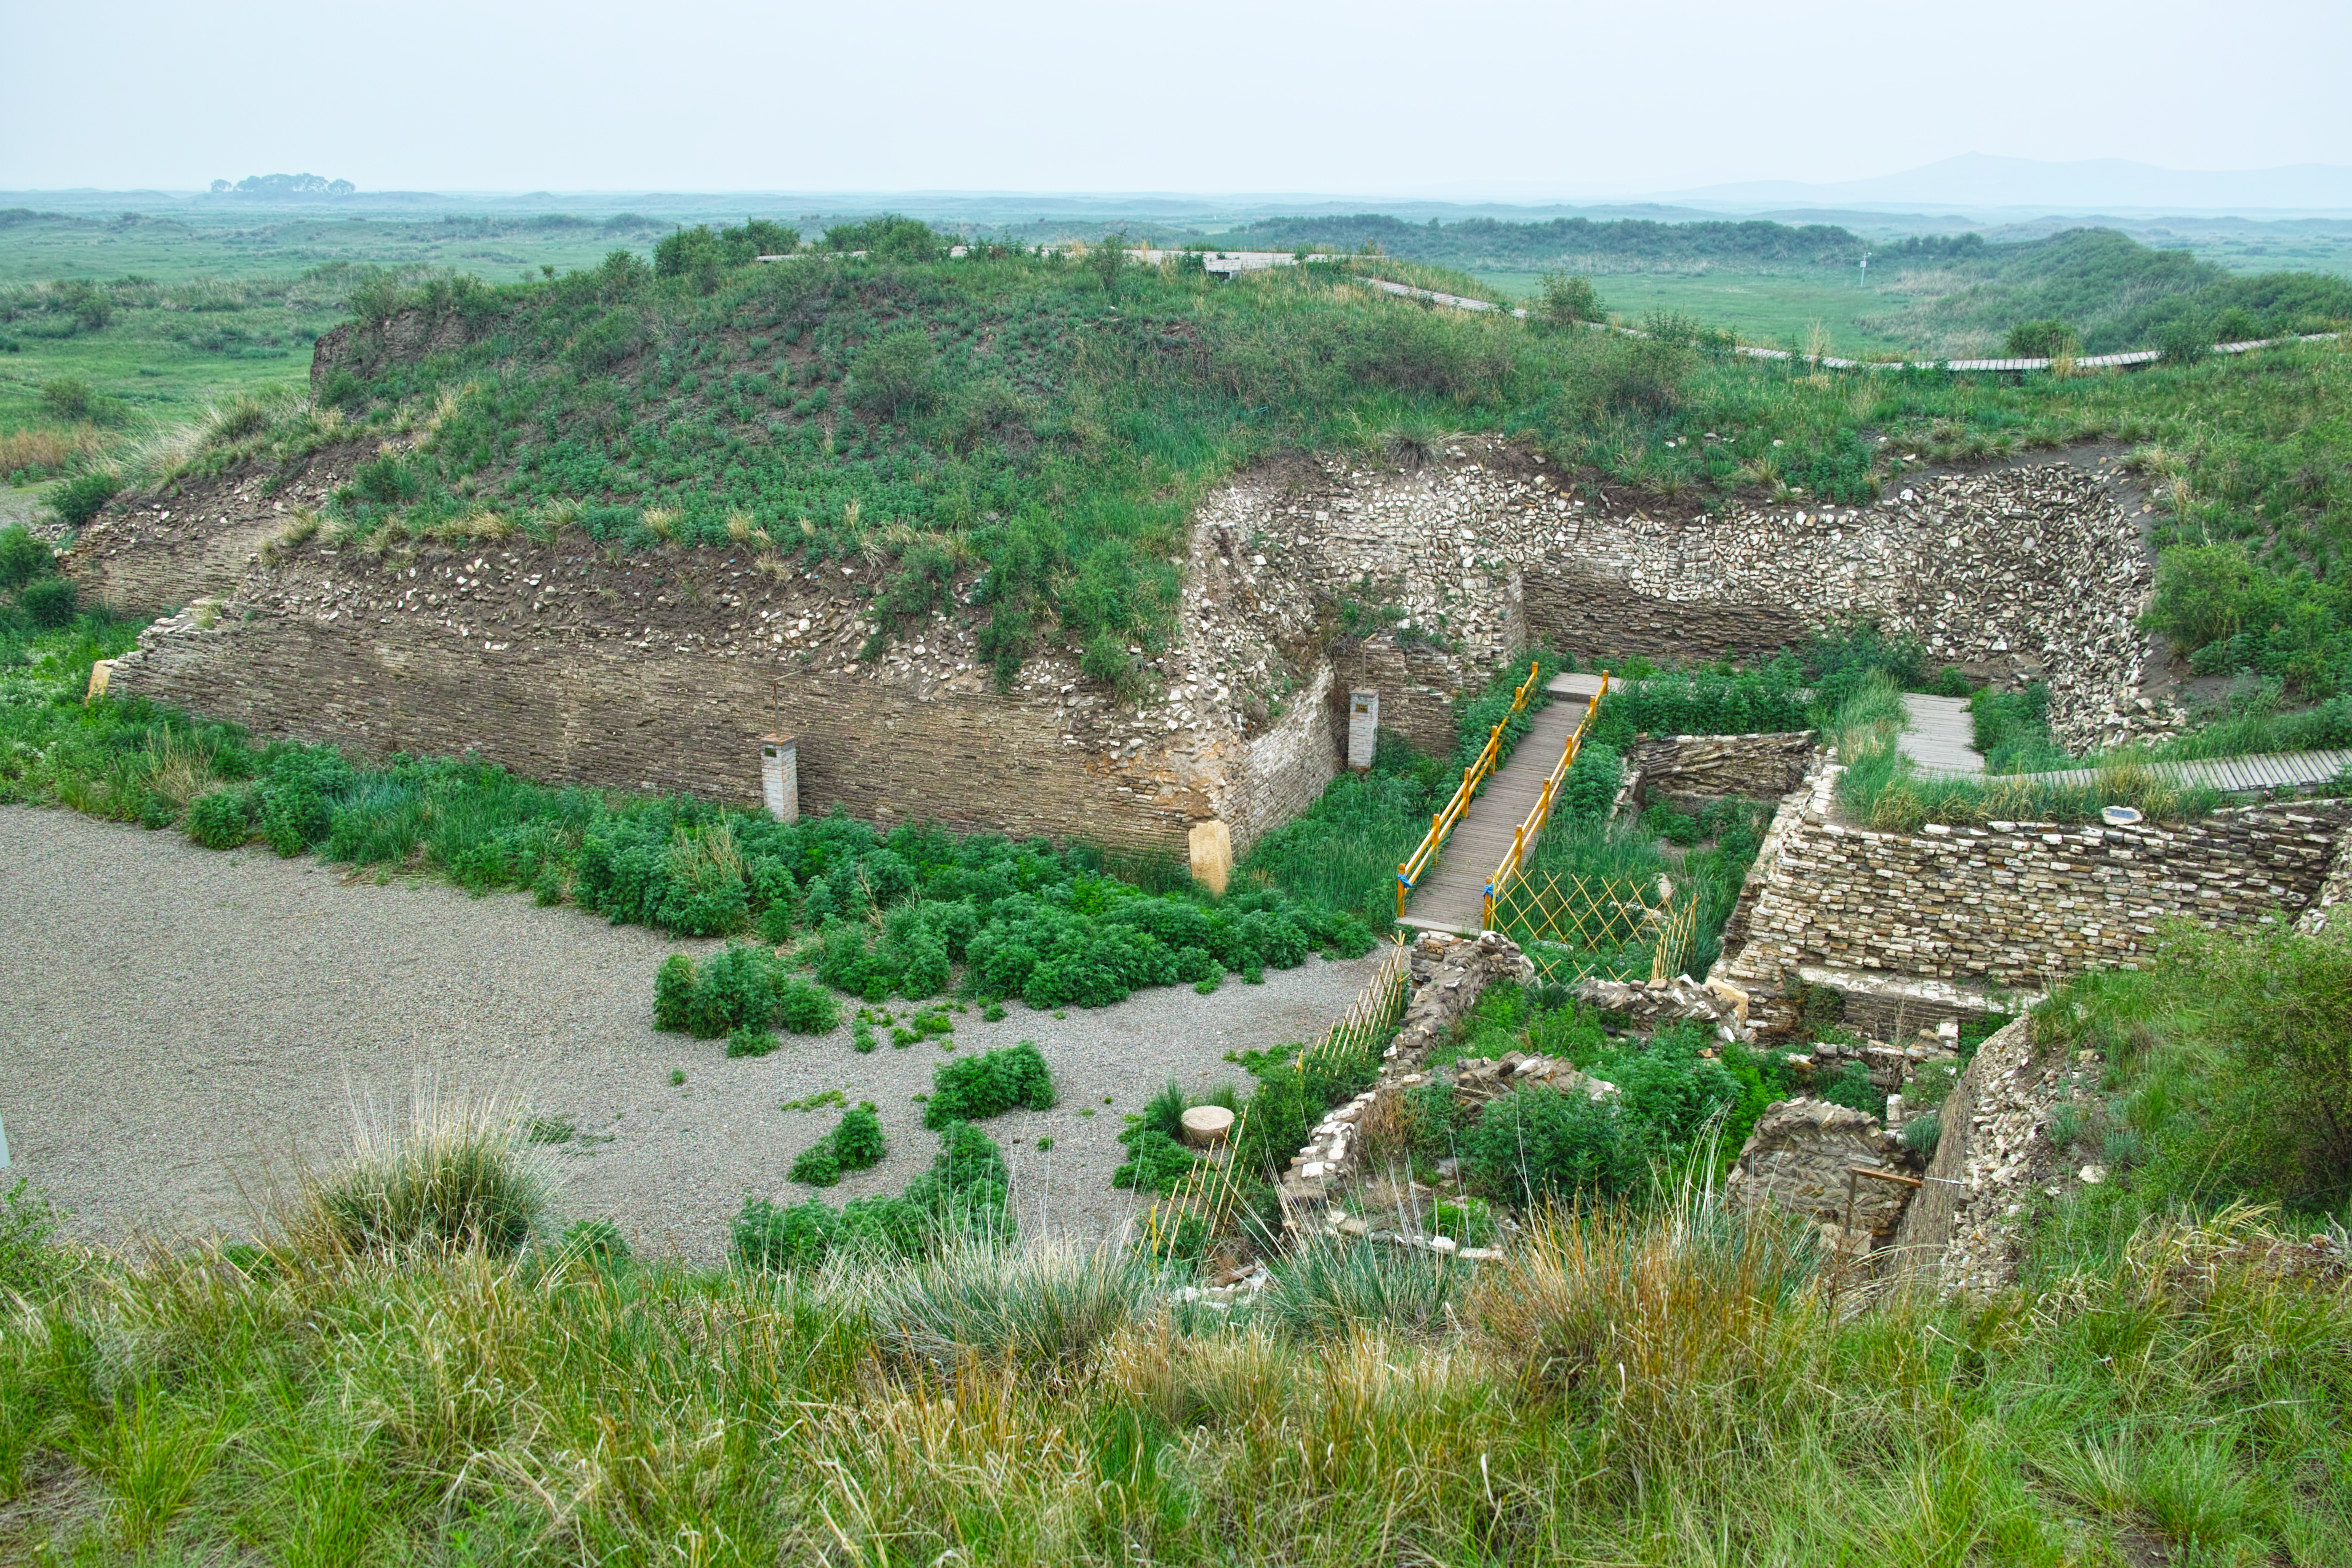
[925,1041,1055,1128]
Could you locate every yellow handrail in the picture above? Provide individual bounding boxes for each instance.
[1395,660,1543,918]
[1482,672,1610,931]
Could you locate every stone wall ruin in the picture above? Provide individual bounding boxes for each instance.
[73,410,2179,857]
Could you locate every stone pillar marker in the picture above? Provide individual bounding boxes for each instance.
[760,734,799,823]
[1347,688,1379,771]
[1189,819,1233,897]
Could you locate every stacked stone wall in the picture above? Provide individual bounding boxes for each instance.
[76,434,2176,855]
[1717,762,2351,1005]
[1622,731,1816,810]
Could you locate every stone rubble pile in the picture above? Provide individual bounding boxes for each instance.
[1575,973,1759,1042]
[1444,1052,1618,1107]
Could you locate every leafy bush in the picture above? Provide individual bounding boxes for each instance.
[732,1197,836,1267]
[654,954,695,1031]
[1112,1129,1196,1193]
[2004,319,2080,358]
[19,576,76,629]
[726,1026,779,1058]
[185,788,253,849]
[790,1141,842,1186]
[1462,1086,1645,1206]
[1818,1063,1886,1121]
[43,470,120,528]
[0,525,52,589]
[1533,272,1603,328]
[925,1041,1055,1128]
[833,1103,886,1170]
[777,976,840,1034]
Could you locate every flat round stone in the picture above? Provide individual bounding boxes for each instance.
[1181,1105,1236,1147]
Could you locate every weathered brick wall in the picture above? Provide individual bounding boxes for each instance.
[1718,762,2352,997]
[99,533,1353,857]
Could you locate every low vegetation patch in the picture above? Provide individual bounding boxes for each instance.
[925,1040,1055,1128]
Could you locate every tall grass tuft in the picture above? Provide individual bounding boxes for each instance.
[843,1235,1155,1381]
[290,1089,549,1259]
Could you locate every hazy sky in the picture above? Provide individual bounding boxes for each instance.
[9,0,2348,195]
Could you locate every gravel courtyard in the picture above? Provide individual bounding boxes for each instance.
[0,806,1384,1260]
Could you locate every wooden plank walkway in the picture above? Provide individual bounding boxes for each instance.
[1898,693,1984,776]
[1403,698,1587,935]
[1908,745,2352,793]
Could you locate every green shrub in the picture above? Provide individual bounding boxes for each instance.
[839,1195,931,1257]
[1902,1112,1943,1159]
[833,1103,886,1170]
[1112,1129,1196,1193]
[2004,318,2080,358]
[924,1041,1055,1128]
[732,1197,836,1267]
[654,954,696,1031]
[19,576,76,629]
[1534,272,1603,328]
[850,328,939,419]
[1429,1195,1496,1246]
[685,943,779,1038]
[1462,1085,1645,1205]
[790,1141,842,1186]
[1818,1063,1886,1121]
[0,525,52,589]
[185,788,253,849]
[726,1026,779,1058]
[0,1180,66,1297]
[776,976,840,1034]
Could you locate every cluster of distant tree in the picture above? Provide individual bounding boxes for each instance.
[208,173,355,198]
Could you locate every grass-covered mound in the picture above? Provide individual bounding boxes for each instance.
[177,224,2348,696]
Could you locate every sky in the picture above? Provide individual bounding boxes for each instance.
[8,0,2349,197]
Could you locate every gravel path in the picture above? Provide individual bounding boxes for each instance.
[0,806,1384,1260]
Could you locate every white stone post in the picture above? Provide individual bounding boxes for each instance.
[761,735,799,823]
[1347,688,1379,771]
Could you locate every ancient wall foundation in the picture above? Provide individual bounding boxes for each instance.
[75,436,2180,856]
[1716,760,2352,1025]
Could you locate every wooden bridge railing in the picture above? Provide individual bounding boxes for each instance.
[1481,673,1609,932]
[1394,660,1543,919]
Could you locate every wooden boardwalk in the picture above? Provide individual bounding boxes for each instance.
[1987,748,2352,795]
[1403,697,1589,935]
[1898,694,1984,775]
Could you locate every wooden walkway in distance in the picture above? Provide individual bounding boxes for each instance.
[1986,748,2352,795]
[1898,694,1985,776]
[1402,695,1589,936]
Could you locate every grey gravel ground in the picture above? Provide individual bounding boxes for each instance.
[0,805,1383,1260]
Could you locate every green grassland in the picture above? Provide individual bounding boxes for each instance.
[7,208,2352,732]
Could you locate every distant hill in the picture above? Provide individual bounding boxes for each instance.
[1872,227,2352,352]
